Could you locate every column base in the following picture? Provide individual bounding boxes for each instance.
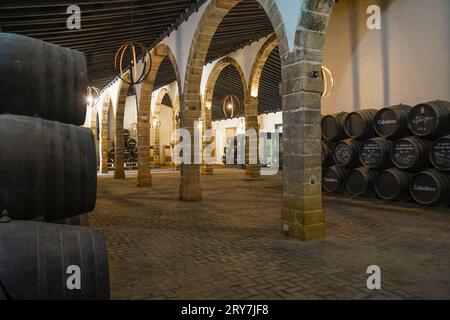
[245,165,261,181]
[201,164,214,175]
[281,207,326,241]
[179,183,202,201]
[137,175,152,187]
[101,168,109,174]
[114,170,125,180]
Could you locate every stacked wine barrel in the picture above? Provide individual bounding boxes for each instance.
[0,33,109,300]
[322,100,450,207]
[107,129,138,168]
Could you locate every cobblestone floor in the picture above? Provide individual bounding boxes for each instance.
[90,169,450,300]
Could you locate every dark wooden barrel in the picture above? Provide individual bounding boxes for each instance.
[322,166,350,193]
[0,33,88,126]
[123,148,131,160]
[0,220,109,300]
[346,167,376,196]
[321,112,348,141]
[0,115,97,221]
[333,139,362,168]
[374,104,412,140]
[131,147,139,158]
[126,138,137,149]
[430,135,450,172]
[407,100,450,139]
[123,129,131,140]
[108,149,115,160]
[344,109,378,140]
[391,136,431,172]
[375,168,413,201]
[359,138,393,170]
[409,169,450,206]
[321,140,335,167]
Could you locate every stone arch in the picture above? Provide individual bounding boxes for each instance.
[180,0,288,201]
[100,93,113,174]
[249,33,277,98]
[136,43,181,186]
[202,56,248,176]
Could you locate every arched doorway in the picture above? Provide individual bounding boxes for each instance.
[136,43,181,186]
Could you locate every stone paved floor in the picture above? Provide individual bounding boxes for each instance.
[90,169,450,300]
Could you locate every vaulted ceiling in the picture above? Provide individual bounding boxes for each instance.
[1,0,281,115]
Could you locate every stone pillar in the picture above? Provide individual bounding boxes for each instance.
[280,50,326,241]
[244,96,261,181]
[114,98,126,180]
[201,103,213,175]
[137,85,152,187]
[154,109,161,165]
[100,110,109,174]
[179,108,202,201]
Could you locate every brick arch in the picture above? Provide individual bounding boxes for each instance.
[100,93,113,174]
[249,33,277,98]
[136,43,181,186]
[202,56,248,176]
[204,57,248,109]
[180,0,288,201]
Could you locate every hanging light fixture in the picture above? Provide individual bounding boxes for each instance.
[321,66,335,98]
[222,95,240,119]
[175,110,181,125]
[87,86,100,106]
[114,0,151,87]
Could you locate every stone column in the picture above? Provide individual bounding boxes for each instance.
[100,110,109,174]
[201,103,213,175]
[114,99,126,180]
[137,85,152,187]
[280,50,326,241]
[179,108,202,201]
[154,109,161,165]
[244,96,261,180]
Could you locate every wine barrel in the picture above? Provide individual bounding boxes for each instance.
[373,104,412,140]
[123,148,131,160]
[344,109,378,140]
[409,169,450,206]
[321,140,335,167]
[123,129,131,140]
[322,166,350,193]
[430,135,450,172]
[0,219,109,300]
[0,115,97,221]
[0,33,87,126]
[131,147,139,158]
[359,138,393,170]
[407,100,450,139]
[346,167,376,196]
[375,168,413,201]
[333,139,362,168]
[107,149,115,160]
[126,138,137,149]
[321,112,348,141]
[391,136,430,172]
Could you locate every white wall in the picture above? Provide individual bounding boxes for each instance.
[123,96,137,131]
[322,0,450,115]
[210,112,282,163]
